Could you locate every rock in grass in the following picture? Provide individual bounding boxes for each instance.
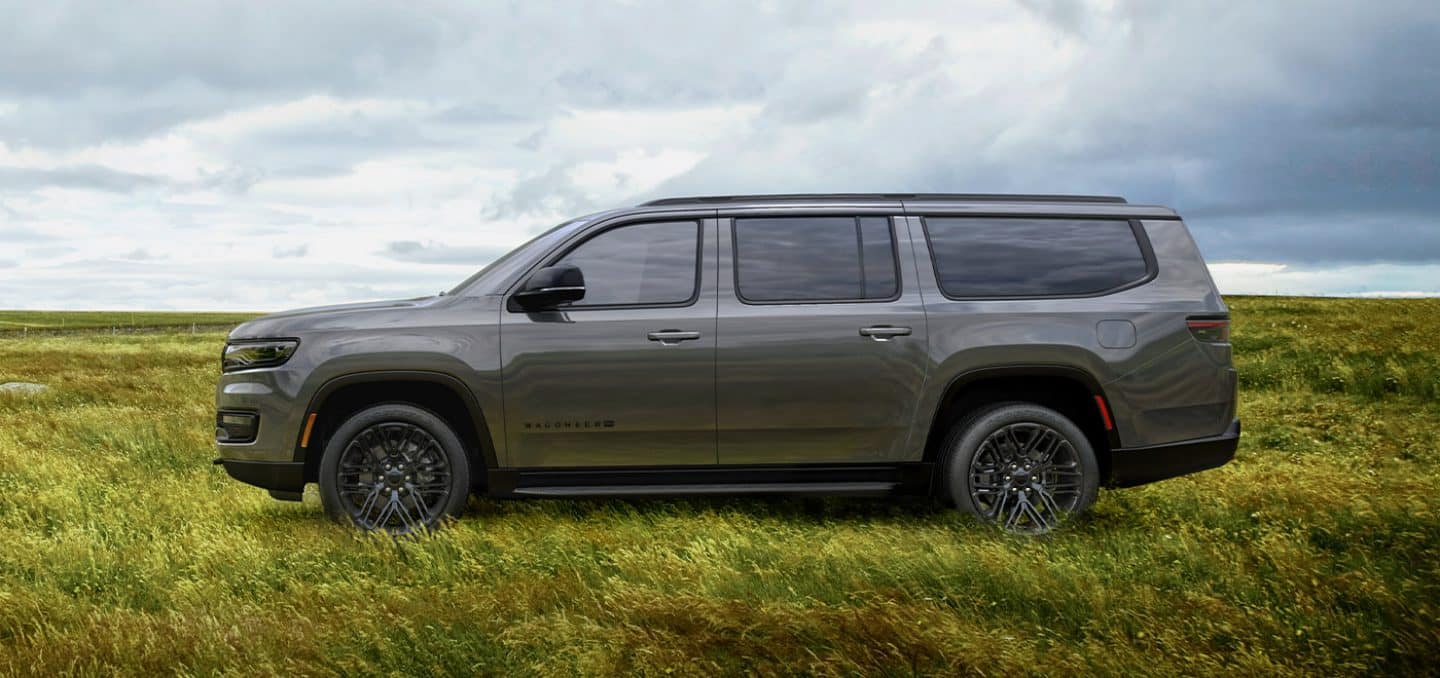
[0,382,48,396]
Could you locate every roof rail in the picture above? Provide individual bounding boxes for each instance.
[639,193,1128,207]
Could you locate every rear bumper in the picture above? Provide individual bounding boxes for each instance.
[214,458,306,493]
[1108,419,1240,487]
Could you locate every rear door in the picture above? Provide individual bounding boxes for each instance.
[715,211,930,464]
[500,216,718,468]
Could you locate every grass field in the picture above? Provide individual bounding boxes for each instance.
[0,297,1437,675]
[0,310,258,333]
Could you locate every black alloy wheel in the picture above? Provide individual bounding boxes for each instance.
[318,404,470,534]
[943,403,1100,534]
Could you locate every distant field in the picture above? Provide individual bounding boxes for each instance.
[0,310,258,332]
[0,297,1436,674]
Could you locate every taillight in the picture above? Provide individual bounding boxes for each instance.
[1187,316,1230,343]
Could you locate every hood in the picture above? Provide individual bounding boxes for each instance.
[227,295,448,340]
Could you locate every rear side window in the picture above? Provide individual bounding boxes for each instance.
[733,216,898,303]
[555,220,700,307]
[923,218,1150,298]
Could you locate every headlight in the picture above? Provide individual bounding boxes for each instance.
[223,339,299,372]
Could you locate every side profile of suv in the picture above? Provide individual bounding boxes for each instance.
[215,193,1239,534]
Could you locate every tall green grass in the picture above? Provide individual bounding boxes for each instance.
[0,298,1436,675]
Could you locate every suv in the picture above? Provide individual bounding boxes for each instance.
[215,194,1239,534]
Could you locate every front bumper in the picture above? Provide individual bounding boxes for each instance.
[1108,418,1241,487]
[215,458,306,494]
[214,367,309,462]
[214,370,311,501]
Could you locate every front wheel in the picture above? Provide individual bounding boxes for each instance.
[941,403,1100,534]
[318,404,471,534]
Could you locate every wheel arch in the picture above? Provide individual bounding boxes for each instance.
[920,364,1120,481]
[295,371,498,488]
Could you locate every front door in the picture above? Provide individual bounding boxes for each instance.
[716,214,930,464]
[500,217,717,467]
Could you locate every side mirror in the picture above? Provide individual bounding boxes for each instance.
[513,264,585,309]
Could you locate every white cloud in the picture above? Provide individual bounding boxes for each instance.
[185,96,433,139]
[1211,261,1440,297]
[541,106,762,155]
[568,148,705,199]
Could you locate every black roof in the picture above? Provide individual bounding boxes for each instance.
[640,193,1127,207]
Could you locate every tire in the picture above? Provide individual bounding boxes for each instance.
[940,402,1100,534]
[318,404,471,534]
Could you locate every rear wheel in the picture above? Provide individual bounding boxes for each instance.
[941,403,1099,534]
[318,404,471,534]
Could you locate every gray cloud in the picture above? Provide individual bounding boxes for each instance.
[1192,217,1440,264]
[483,165,600,220]
[1016,0,1099,35]
[0,2,440,96]
[0,1,825,151]
[0,165,166,193]
[25,245,77,259]
[0,226,56,242]
[273,243,309,259]
[0,0,444,148]
[378,241,510,265]
[655,0,1440,266]
[193,165,267,194]
[119,248,164,261]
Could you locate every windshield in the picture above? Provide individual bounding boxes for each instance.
[446,216,595,296]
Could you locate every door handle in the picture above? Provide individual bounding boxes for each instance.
[859,325,911,341]
[647,329,701,344]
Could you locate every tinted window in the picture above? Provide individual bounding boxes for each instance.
[924,218,1148,298]
[734,217,898,302]
[556,221,699,307]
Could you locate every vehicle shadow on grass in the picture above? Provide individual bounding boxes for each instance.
[245,493,960,530]
[467,493,961,527]
[243,489,1143,538]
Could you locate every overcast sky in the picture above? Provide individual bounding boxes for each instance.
[0,0,1437,310]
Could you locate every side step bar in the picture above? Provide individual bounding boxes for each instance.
[512,481,897,498]
[487,463,936,498]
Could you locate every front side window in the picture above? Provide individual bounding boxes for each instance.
[733,216,899,303]
[923,218,1150,298]
[555,220,700,307]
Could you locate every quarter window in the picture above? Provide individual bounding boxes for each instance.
[554,220,700,307]
[923,218,1150,298]
[733,216,899,303]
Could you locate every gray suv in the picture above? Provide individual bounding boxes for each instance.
[215,194,1239,534]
